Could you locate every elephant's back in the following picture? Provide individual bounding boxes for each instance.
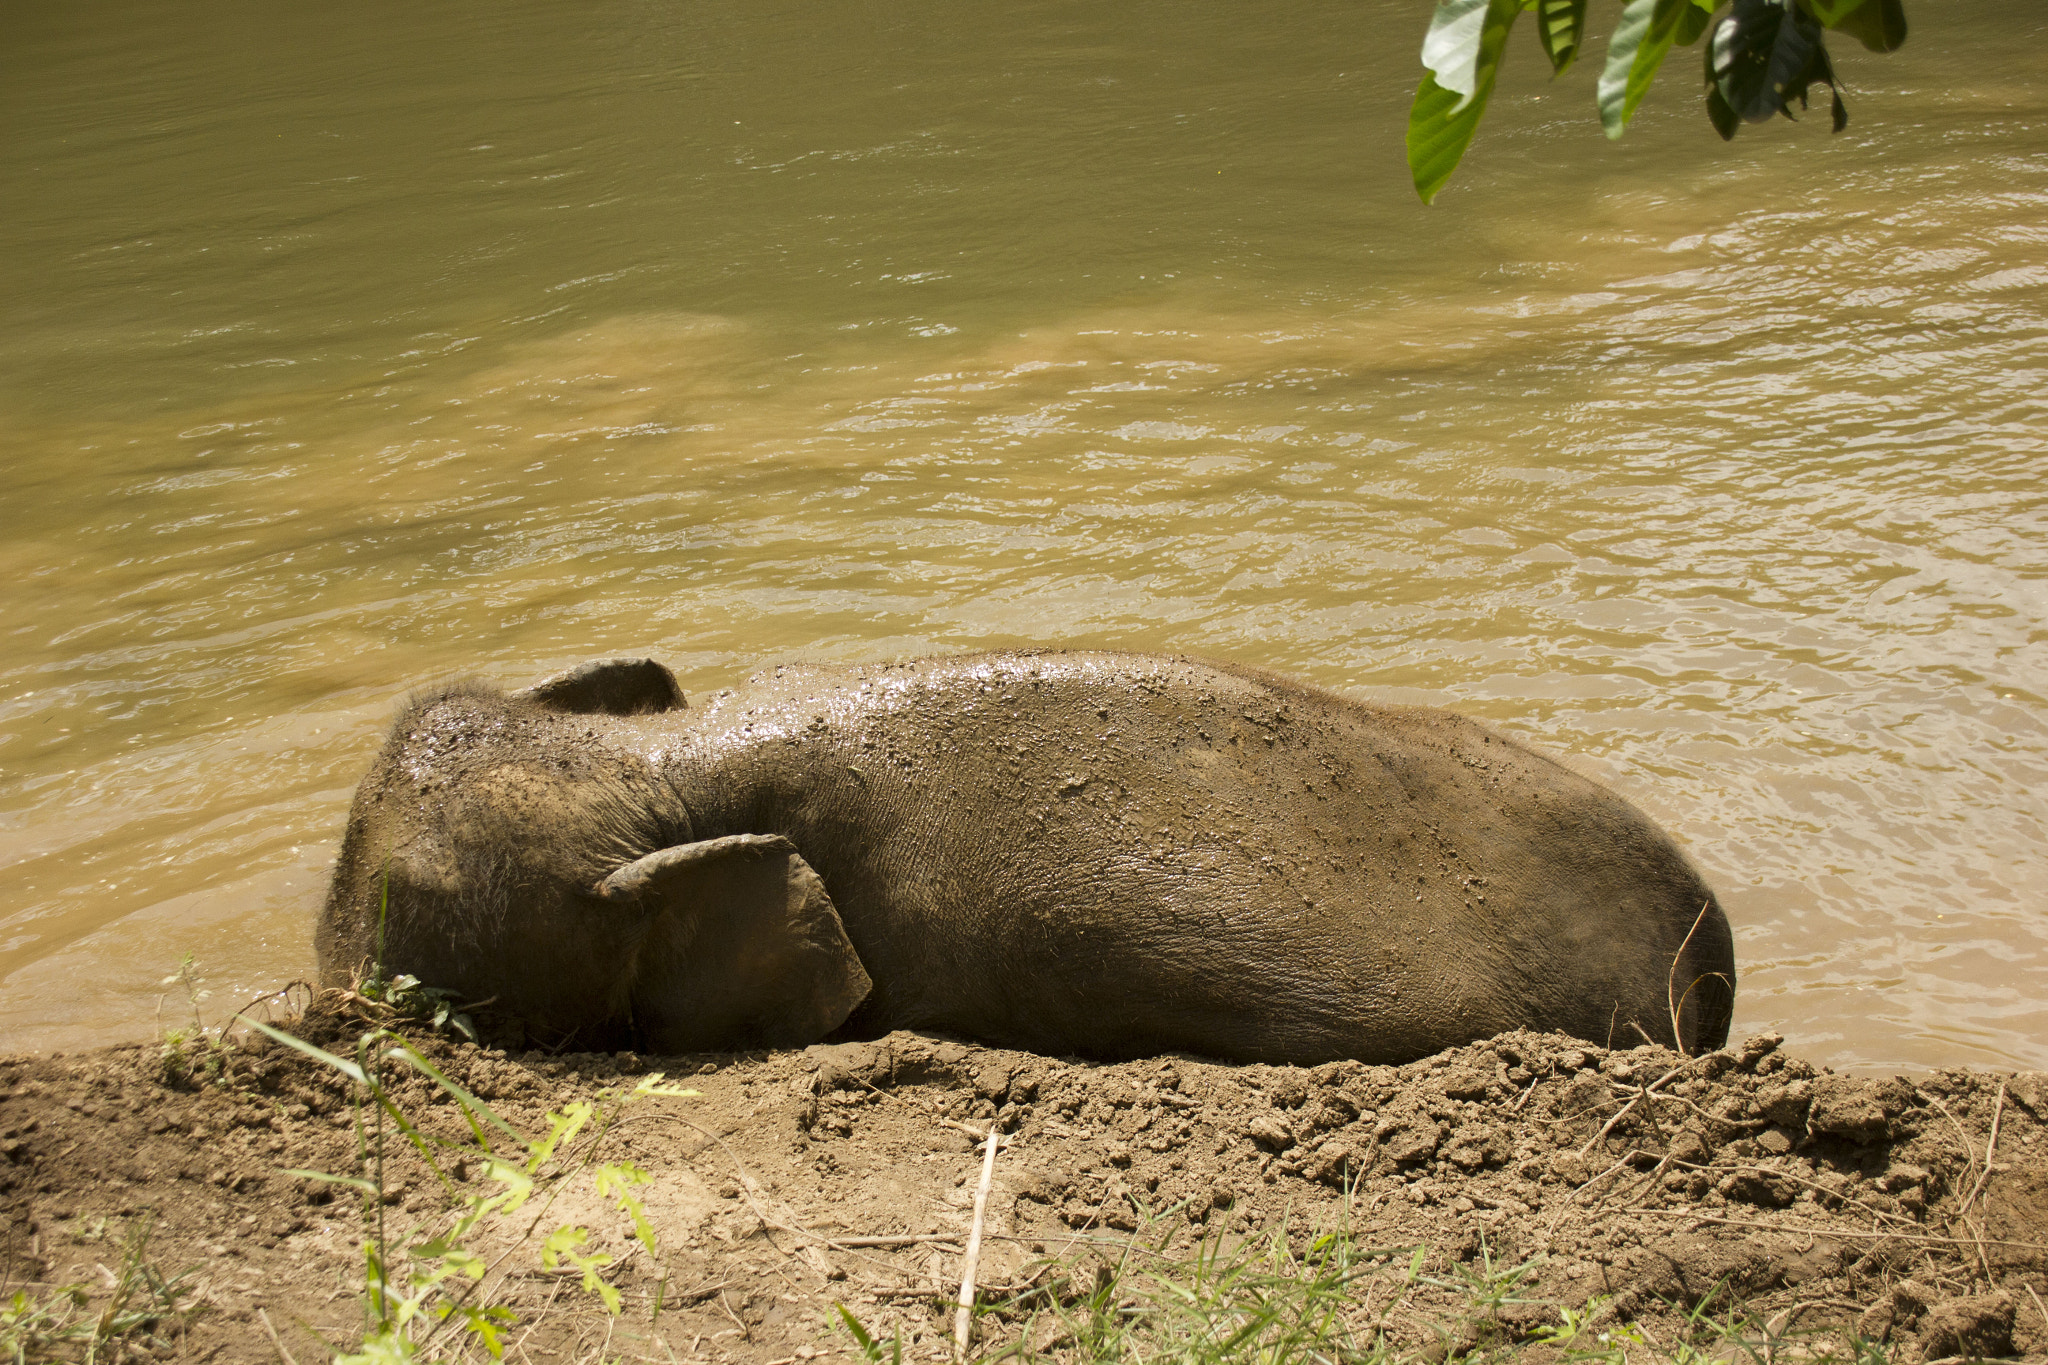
[677,650,1731,1062]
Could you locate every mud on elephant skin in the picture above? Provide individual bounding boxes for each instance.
[316,650,1735,1063]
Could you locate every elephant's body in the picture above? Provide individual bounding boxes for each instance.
[317,651,1735,1063]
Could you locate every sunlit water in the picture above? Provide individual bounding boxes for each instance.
[3,0,2044,1072]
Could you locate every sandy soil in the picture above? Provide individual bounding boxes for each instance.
[3,1009,2045,1364]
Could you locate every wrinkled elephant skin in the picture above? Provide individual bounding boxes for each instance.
[316,651,1735,1062]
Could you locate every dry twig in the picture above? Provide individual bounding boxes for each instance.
[1622,1208,2048,1251]
[829,1234,965,1249]
[953,1122,1006,1361]
[717,1290,751,1342]
[1956,1080,2007,1219]
[1664,899,1726,1058]
[1577,1055,1709,1156]
[257,1307,302,1365]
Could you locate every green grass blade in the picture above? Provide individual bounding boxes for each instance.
[237,1015,367,1085]
[284,1168,379,1196]
[383,1040,524,1146]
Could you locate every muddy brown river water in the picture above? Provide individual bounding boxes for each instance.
[2,0,2043,1071]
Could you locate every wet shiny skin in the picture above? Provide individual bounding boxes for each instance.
[316,653,1734,1061]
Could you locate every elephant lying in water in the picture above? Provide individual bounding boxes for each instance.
[316,651,1735,1063]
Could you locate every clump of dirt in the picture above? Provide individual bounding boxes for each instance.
[3,1021,2045,1363]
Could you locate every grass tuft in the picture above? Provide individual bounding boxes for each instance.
[240,1012,698,1363]
[838,1214,1904,1365]
[0,1216,203,1365]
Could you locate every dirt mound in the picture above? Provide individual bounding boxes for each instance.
[3,1023,2045,1362]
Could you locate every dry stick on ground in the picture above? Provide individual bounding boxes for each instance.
[1956,1080,2008,1219]
[953,1121,1006,1362]
[1577,1055,1709,1157]
[256,1307,302,1365]
[1669,1160,1924,1230]
[639,1110,919,1256]
[1621,1209,2048,1252]
[832,1234,966,1249]
[1643,1084,1769,1134]
[1664,898,1725,1058]
[643,1113,973,1284]
[655,1113,974,1277]
[717,1290,752,1342]
[645,1111,797,1246]
[508,1278,570,1363]
[869,1269,1051,1302]
[1921,1094,1979,1178]
[1917,1091,1997,1280]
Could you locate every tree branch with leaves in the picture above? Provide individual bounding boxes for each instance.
[1407,0,1909,202]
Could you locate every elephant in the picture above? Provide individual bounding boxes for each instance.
[316,650,1735,1064]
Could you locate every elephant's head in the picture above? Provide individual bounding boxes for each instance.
[316,660,871,1052]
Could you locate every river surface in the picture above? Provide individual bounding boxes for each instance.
[3,0,2044,1072]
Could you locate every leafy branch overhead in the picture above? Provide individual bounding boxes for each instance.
[1406,0,1909,203]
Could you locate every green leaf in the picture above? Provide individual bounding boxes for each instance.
[483,1155,536,1212]
[237,1016,366,1085]
[541,1225,589,1266]
[1674,0,1715,47]
[1711,0,1846,129]
[1804,0,1906,52]
[1406,0,1523,203]
[283,1167,379,1197]
[1420,0,1495,101]
[528,1101,594,1172]
[597,1160,658,1257]
[630,1073,702,1099]
[540,1226,621,1315]
[838,1304,879,1353]
[384,1040,524,1147]
[439,1303,516,1360]
[335,1328,420,1365]
[1534,0,1587,74]
[1596,0,1695,139]
[1706,51,1741,140]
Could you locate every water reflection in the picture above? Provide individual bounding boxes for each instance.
[1,0,2042,1070]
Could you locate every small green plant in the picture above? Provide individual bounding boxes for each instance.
[355,972,480,1043]
[836,1302,906,1365]
[833,1215,1903,1365]
[1664,1284,1893,1365]
[837,1210,1405,1365]
[155,954,231,1087]
[1533,1294,1641,1364]
[241,1014,694,1363]
[1533,1285,1897,1365]
[0,1217,202,1364]
[348,860,479,1042]
[1410,1233,1547,1353]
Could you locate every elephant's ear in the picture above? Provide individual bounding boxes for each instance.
[594,834,871,1052]
[522,658,685,716]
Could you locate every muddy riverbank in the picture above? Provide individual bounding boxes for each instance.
[3,1012,2046,1363]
